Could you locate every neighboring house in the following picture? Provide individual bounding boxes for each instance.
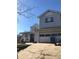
[17,34,22,43]
[17,10,61,43]
[19,32,31,43]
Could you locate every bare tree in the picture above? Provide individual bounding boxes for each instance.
[17,0,36,19]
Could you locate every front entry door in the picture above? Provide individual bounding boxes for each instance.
[30,34,34,42]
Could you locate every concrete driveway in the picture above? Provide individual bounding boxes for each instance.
[18,43,61,59]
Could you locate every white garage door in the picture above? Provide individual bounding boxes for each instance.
[39,37,50,42]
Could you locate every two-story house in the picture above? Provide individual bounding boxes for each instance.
[34,10,61,43]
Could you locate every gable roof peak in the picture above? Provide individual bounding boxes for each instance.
[38,10,60,18]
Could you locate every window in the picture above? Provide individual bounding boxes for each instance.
[40,34,45,37]
[45,17,54,23]
[50,17,54,22]
[45,18,48,23]
[51,34,57,36]
[40,34,51,37]
[45,34,51,36]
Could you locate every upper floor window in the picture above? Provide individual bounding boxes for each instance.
[45,17,54,23]
[50,17,54,22]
